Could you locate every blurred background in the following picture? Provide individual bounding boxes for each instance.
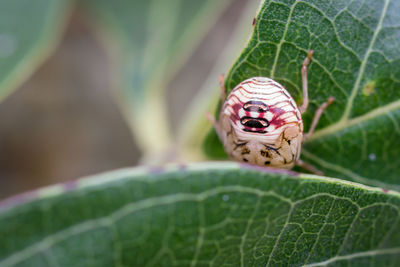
[0,0,255,199]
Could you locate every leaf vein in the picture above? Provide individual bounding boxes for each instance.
[307,98,400,142]
[270,0,297,78]
[0,186,292,267]
[303,247,400,267]
[340,0,391,121]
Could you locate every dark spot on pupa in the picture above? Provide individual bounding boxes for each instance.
[241,148,250,155]
[234,141,248,150]
[264,145,280,155]
[243,158,248,162]
[243,100,268,112]
[241,117,269,128]
[264,161,270,165]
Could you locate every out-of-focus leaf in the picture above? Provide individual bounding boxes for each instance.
[82,0,231,157]
[0,0,72,102]
[203,0,400,191]
[1,162,400,266]
[176,0,261,161]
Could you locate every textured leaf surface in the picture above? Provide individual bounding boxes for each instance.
[1,162,400,266]
[82,0,231,154]
[203,0,400,190]
[0,0,72,101]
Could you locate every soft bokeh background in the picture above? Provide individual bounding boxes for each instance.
[0,0,253,199]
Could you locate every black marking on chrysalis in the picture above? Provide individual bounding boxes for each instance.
[240,117,270,128]
[243,101,268,112]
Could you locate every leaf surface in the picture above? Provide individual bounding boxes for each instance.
[0,163,400,266]
[0,0,72,102]
[0,162,400,266]
[203,0,400,190]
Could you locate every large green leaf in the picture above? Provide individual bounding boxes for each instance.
[0,163,400,266]
[203,0,400,190]
[0,0,72,102]
[81,0,231,157]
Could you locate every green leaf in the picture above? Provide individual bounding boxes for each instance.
[203,0,400,190]
[0,0,72,102]
[1,162,400,266]
[81,0,231,156]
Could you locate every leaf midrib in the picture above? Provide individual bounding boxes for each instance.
[340,0,391,122]
[306,98,400,142]
[269,0,296,79]
[308,0,393,143]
